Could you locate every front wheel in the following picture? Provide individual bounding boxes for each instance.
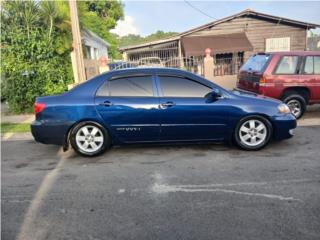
[234,116,272,150]
[70,121,111,157]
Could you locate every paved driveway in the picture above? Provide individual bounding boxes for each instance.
[2,126,320,240]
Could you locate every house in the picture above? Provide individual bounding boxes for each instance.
[81,29,110,79]
[119,9,319,80]
[307,35,320,51]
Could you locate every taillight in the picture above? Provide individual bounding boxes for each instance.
[259,76,266,86]
[34,102,46,114]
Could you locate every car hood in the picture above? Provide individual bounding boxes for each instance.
[231,89,281,105]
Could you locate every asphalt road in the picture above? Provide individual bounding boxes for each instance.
[2,126,320,240]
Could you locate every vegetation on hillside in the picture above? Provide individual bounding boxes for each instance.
[118,30,178,48]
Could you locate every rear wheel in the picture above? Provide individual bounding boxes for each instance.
[234,116,272,150]
[282,94,306,119]
[70,121,111,157]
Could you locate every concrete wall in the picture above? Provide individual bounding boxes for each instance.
[207,75,238,90]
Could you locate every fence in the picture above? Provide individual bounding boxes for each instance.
[214,57,243,76]
[111,56,243,77]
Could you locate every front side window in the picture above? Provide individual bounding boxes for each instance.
[97,75,154,97]
[275,56,299,74]
[159,76,211,97]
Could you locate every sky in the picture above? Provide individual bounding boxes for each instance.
[111,0,320,37]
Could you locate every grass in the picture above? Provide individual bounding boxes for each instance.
[1,123,30,133]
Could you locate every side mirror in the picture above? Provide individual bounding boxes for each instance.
[206,88,222,102]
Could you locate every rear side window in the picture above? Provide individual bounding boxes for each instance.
[275,56,299,74]
[303,56,320,74]
[96,75,154,97]
[159,76,211,97]
[240,54,270,72]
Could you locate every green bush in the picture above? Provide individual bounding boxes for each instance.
[1,1,73,113]
[1,27,72,113]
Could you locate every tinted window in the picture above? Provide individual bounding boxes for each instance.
[159,76,211,97]
[275,56,299,74]
[97,75,153,97]
[240,54,270,73]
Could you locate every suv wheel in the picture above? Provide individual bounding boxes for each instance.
[283,94,306,119]
[70,121,111,157]
[234,116,272,150]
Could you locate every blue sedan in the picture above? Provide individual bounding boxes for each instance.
[31,68,296,156]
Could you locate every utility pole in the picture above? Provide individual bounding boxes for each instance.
[69,0,86,84]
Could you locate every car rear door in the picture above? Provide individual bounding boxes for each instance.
[300,55,320,102]
[94,73,160,143]
[156,74,229,141]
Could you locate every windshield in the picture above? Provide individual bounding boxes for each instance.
[240,54,271,73]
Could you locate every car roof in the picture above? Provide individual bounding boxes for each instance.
[107,67,188,75]
[264,51,320,56]
[105,67,215,87]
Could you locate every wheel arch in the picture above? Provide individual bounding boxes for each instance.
[231,113,275,141]
[281,87,310,103]
[63,119,113,151]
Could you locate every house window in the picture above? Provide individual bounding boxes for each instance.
[265,37,290,52]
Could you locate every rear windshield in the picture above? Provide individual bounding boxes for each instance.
[240,54,271,73]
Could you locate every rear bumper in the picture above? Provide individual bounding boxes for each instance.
[31,120,72,146]
[271,114,297,140]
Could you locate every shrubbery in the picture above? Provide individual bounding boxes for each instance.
[1,28,72,113]
[1,0,123,113]
[1,1,73,113]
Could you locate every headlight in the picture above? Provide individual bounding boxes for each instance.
[278,103,290,114]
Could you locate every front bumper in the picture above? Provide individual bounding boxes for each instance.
[272,114,297,140]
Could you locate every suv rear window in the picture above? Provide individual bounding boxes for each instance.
[240,54,271,73]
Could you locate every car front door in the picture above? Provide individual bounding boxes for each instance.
[95,73,160,143]
[156,74,229,141]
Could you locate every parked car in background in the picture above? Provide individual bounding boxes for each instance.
[237,51,320,118]
[108,61,137,71]
[138,57,164,67]
[31,68,296,157]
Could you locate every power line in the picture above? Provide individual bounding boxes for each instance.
[184,0,218,20]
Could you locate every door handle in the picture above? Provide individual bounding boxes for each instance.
[160,101,175,108]
[99,101,113,107]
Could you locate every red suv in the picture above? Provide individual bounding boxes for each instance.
[237,51,320,118]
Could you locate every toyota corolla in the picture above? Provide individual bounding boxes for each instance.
[31,68,296,156]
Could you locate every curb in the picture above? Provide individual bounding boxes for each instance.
[2,116,34,140]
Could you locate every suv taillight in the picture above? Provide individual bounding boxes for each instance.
[34,102,46,114]
[259,76,266,86]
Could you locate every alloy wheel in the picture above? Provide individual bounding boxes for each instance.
[239,119,267,147]
[75,125,104,153]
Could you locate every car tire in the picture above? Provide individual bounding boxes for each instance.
[70,121,111,157]
[282,94,306,119]
[234,115,272,151]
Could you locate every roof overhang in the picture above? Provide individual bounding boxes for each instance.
[182,32,253,56]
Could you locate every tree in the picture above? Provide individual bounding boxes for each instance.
[78,0,124,59]
[1,1,73,113]
[118,31,178,48]
[1,0,124,113]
